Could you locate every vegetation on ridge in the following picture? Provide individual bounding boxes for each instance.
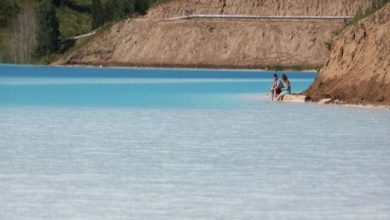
[0,0,160,64]
[347,0,389,26]
[325,0,389,50]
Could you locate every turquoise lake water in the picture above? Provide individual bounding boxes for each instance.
[0,64,389,219]
[0,64,315,108]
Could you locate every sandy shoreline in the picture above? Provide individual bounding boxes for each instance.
[53,63,319,73]
[283,95,390,110]
[1,63,318,73]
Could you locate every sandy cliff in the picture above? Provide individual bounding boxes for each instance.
[306,4,390,105]
[60,19,344,68]
[57,0,373,69]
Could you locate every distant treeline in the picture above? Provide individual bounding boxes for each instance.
[0,0,159,64]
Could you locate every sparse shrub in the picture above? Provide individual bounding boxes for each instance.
[325,41,332,50]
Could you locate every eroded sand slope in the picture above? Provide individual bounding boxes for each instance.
[306,4,390,105]
[62,19,345,68]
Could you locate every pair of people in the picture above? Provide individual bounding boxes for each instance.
[270,73,291,101]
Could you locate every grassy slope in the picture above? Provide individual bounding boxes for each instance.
[36,0,94,64]
[57,0,94,39]
[57,5,91,38]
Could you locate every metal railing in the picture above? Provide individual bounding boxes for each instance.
[167,15,353,20]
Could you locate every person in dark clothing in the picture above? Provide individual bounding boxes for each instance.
[270,73,283,101]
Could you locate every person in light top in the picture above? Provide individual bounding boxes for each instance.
[276,74,291,101]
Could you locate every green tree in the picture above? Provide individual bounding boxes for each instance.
[92,0,104,29]
[0,0,20,27]
[135,0,159,14]
[52,0,62,7]
[51,0,72,7]
[104,0,135,22]
[36,0,60,56]
[135,0,149,14]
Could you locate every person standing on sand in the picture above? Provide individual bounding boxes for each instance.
[276,74,291,101]
[270,73,283,101]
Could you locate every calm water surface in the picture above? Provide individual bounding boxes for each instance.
[0,64,389,220]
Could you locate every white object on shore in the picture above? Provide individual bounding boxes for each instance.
[318,98,333,104]
[282,95,307,103]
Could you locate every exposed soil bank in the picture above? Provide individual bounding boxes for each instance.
[306,4,390,106]
[57,19,344,68]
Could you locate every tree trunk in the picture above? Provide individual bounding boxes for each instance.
[8,3,37,64]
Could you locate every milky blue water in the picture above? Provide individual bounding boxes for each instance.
[0,64,389,220]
